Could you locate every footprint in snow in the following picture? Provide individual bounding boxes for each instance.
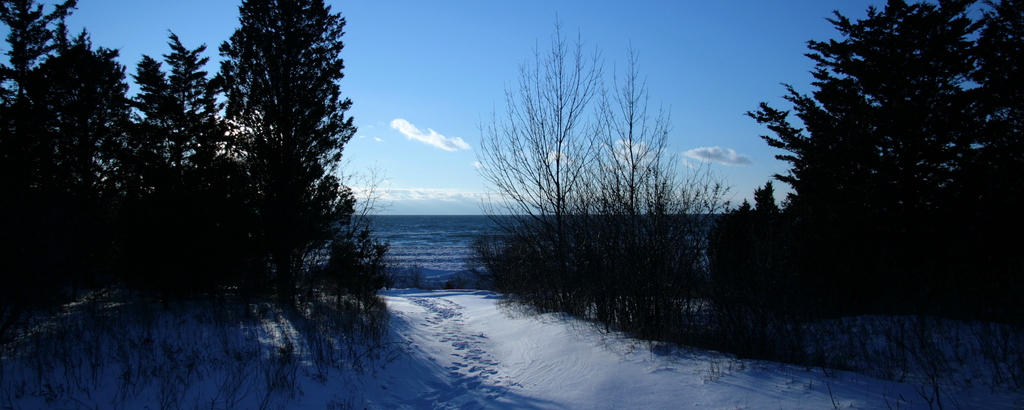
[403,295,511,405]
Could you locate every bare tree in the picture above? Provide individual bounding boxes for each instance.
[478,21,601,232]
[589,49,727,340]
[477,25,728,341]
[477,22,602,310]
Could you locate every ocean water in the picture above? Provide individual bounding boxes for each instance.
[370,215,497,279]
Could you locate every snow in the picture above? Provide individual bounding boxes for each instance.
[4,288,1022,409]
[360,289,1022,409]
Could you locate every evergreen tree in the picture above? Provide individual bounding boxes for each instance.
[752,0,978,219]
[966,0,1024,315]
[708,182,795,359]
[973,1,1024,221]
[219,0,357,306]
[0,0,77,196]
[0,0,76,102]
[0,1,129,339]
[0,0,78,341]
[752,181,779,214]
[747,0,1023,316]
[31,31,129,201]
[27,29,129,295]
[123,33,250,306]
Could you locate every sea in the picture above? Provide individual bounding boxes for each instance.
[370,215,498,284]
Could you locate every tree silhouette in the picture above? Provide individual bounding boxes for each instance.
[0,0,130,339]
[708,182,796,359]
[748,0,1024,317]
[32,31,128,205]
[477,25,727,343]
[123,33,252,306]
[963,0,1024,317]
[478,22,602,311]
[0,0,78,200]
[0,0,79,340]
[220,0,356,307]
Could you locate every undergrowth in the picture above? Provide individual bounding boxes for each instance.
[0,286,394,409]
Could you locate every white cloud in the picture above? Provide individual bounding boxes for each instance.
[390,119,470,151]
[374,137,383,142]
[367,188,493,214]
[546,150,567,164]
[611,140,657,169]
[683,146,753,166]
[380,188,488,202]
[472,161,487,169]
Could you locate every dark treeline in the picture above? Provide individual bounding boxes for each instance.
[707,0,1024,359]
[477,0,1024,368]
[0,0,387,341]
[720,0,1023,320]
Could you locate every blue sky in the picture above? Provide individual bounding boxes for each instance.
[59,0,879,214]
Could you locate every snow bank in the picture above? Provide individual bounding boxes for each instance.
[4,288,1022,409]
[367,289,1022,409]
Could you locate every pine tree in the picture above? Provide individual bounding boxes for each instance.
[707,182,796,358]
[219,0,356,306]
[748,0,993,315]
[752,181,779,214]
[0,0,78,341]
[0,0,76,102]
[973,0,1024,219]
[0,0,77,194]
[28,30,130,296]
[128,33,230,197]
[124,33,249,306]
[0,1,129,338]
[965,0,1024,316]
[32,31,129,200]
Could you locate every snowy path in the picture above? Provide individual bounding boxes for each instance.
[9,289,1020,409]
[392,293,513,407]
[351,289,1020,409]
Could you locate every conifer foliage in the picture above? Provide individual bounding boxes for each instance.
[0,0,130,338]
[737,0,1024,320]
[121,33,250,307]
[219,0,358,306]
[0,0,378,335]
